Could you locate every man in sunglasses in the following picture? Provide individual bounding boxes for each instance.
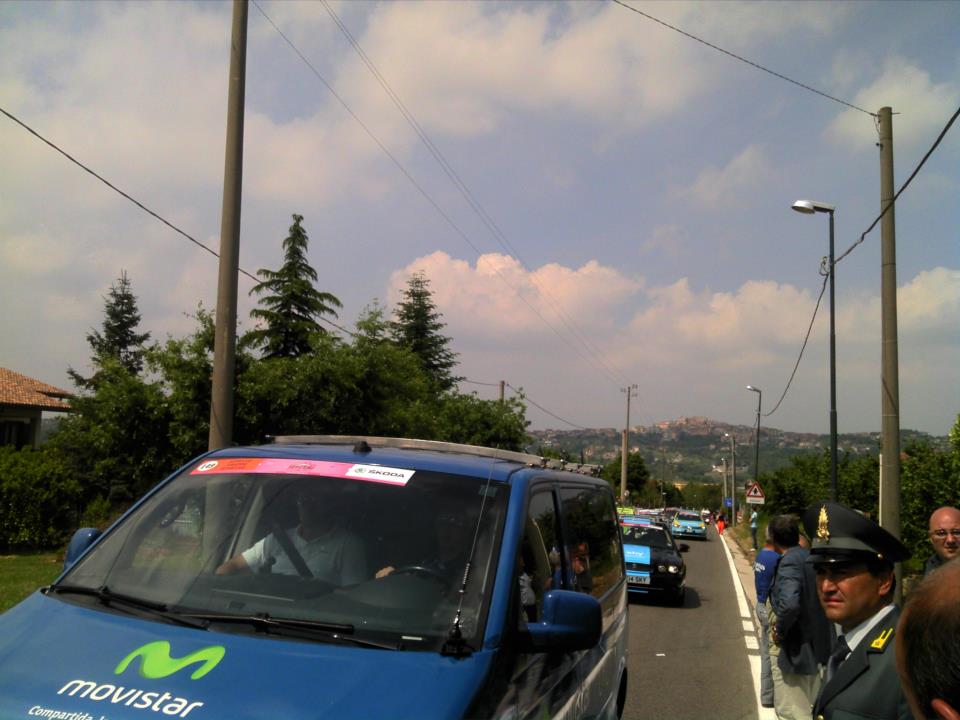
[924,506,960,576]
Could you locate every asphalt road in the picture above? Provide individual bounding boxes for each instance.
[621,526,761,720]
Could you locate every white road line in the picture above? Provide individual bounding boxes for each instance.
[718,531,776,719]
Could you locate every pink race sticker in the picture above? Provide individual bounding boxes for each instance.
[191,458,414,486]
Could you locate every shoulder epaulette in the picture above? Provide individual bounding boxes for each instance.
[868,626,894,652]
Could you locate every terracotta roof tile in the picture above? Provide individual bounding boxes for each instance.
[0,367,72,411]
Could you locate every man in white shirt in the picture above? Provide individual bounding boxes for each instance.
[804,501,911,720]
[217,480,367,585]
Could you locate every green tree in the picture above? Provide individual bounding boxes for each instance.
[391,271,459,391]
[146,304,220,462]
[68,270,150,387]
[602,453,649,502]
[684,483,722,511]
[900,438,959,567]
[50,359,173,510]
[429,393,529,451]
[247,214,342,358]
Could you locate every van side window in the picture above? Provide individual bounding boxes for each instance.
[560,486,623,598]
[521,490,559,623]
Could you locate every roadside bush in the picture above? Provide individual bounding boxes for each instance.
[0,445,81,550]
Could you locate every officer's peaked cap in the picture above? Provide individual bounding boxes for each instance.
[802,501,910,564]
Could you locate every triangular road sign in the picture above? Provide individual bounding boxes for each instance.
[745,482,765,504]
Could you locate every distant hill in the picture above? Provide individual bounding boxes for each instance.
[525,416,945,485]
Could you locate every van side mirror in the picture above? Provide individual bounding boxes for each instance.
[63,528,102,572]
[523,590,601,653]
[678,543,690,553]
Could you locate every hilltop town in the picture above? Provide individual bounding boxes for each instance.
[526,416,944,486]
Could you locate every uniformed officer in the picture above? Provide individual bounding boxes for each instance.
[803,501,912,720]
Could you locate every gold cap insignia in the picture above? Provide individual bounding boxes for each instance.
[817,506,830,542]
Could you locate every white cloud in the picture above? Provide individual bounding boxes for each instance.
[388,251,642,340]
[641,225,687,261]
[387,252,958,432]
[827,57,960,150]
[674,145,772,210]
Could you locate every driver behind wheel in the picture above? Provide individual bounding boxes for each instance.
[375,497,477,584]
[216,479,367,585]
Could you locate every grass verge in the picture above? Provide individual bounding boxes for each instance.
[0,552,62,613]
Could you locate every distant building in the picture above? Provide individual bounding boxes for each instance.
[0,368,71,449]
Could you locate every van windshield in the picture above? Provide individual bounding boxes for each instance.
[60,456,509,652]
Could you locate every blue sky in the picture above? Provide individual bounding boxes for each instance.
[1,1,957,435]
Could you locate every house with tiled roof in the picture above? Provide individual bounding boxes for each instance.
[0,368,72,449]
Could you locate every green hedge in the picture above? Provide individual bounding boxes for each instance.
[0,446,81,550]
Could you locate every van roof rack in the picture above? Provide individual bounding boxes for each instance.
[268,435,602,475]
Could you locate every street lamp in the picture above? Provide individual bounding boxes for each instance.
[746,385,762,487]
[724,432,737,527]
[792,199,838,501]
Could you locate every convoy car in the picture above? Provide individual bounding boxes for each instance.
[671,510,708,540]
[0,436,629,719]
[620,516,688,605]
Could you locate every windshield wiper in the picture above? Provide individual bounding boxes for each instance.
[46,584,209,630]
[183,612,401,650]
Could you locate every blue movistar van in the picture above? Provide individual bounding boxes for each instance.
[0,436,628,719]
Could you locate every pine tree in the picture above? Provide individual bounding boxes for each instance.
[68,270,150,387]
[391,271,459,391]
[247,214,342,358]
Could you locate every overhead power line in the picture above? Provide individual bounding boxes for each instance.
[505,382,588,430]
[253,1,628,389]
[0,105,354,339]
[462,378,588,429]
[835,103,960,265]
[763,273,829,418]
[610,0,876,117]
[319,0,630,388]
[0,105,257,282]
[460,379,502,388]
[462,377,588,429]
[764,104,960,418]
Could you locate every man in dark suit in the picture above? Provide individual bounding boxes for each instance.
[805,501,912,720]
[768,514,834,719]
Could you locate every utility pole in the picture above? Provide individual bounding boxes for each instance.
[725,433,737,527]
[620,384,637,504]
[878,106,902,602]
[721,456,728,518]
[208,0,248,451]
[499,380,505,403]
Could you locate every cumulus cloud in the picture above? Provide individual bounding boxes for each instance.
[673,145,773,210]
[388,251,642,340]
[826,57,960,150]
[387,252,958,432]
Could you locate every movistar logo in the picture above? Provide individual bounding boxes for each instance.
[115,641,225,680]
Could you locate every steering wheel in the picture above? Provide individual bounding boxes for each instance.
[390,565,446,582]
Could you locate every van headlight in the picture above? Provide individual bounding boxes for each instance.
[667,564,680,574]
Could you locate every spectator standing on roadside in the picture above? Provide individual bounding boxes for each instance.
[754,530,781,709]
[924,506,960,576]
[717,512,726,536]
[896,559,960,720]
[750,509,759,550]
[768,514,834,720]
